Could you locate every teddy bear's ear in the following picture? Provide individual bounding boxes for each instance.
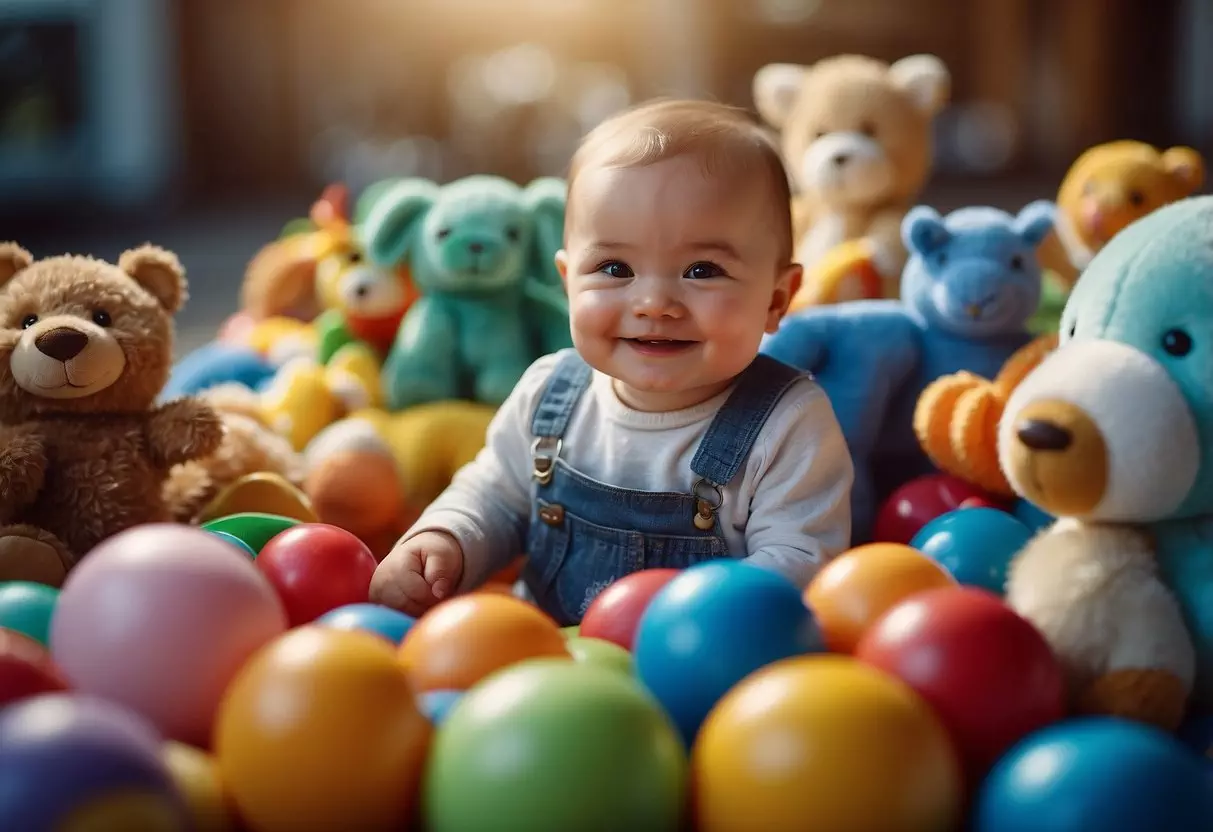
[118,245,187,313]
[1012,200,1058,247]
[752,63,807,129]
[0,242,33,288]
[1161,146,1205,195]
[888,54,951,118]
[357,178,440,268]
[522,177,567,289]
[902,205,950,256]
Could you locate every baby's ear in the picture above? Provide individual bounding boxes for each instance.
[902,206,950,256]
[119,244,187,313]
[1013,200,1057,248]
[0,243,33,288]
[1161,146,1205,195]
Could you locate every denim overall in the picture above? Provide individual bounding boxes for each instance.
[522,351,806,625]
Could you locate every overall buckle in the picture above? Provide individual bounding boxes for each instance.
[692,477,723,530]
[531,437,562,485]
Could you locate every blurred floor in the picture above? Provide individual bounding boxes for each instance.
[6,176,1057,359]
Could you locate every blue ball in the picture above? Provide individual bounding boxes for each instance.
[161,341,276,400]
[1013,499,1054,533]
[974,717,1213,832]
[315,602,416,645]
[0,693,189,830]
[632,559,824,745]
[418,689,464,726]
[910,507,1033,594]
[1178,715,1213,764]
[207,530,257,558]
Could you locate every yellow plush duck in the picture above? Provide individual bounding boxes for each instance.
[258,343,383,451]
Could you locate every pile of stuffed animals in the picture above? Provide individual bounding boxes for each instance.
[2,50,1210,731]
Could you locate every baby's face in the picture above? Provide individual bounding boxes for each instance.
[557,154,799,412]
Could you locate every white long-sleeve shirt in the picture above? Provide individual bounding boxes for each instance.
[404,350,854,592]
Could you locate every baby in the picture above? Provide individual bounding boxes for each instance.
[371,99,854,624]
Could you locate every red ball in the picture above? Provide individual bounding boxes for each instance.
[0,629,69,707]
[580,569,680,651]
[257,524,378,627]
[855,586,1066,780]
[874,474,1003,545]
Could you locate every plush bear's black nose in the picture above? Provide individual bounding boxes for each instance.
[468,242,484,254]
[1016,419,1072,451]
[34,327,89,361]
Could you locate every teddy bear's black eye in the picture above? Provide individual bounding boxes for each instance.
[1128,189,1145,207]
[505,227,520,242]
[1009,255,1024,270]
[20,314,37,329]
[92,310,112,327]
[1162,328,1192,357]
[436,228,451,240]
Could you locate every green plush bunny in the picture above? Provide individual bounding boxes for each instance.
[359,175,572,410]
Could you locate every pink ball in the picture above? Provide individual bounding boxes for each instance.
[50,524,288,748]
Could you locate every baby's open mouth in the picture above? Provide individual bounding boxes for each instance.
[622,338,696,355]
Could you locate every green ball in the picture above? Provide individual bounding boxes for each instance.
[424,658,686,832]
[566,636,633,676]
[560,625,580,639]
[0,581,59,646]
[200,512,300,556]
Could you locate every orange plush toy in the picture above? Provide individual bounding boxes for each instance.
[913,333,1058,496]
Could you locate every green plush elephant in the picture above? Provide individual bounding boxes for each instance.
[358,175,573,410]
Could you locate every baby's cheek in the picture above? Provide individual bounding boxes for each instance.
[569,292,618,335]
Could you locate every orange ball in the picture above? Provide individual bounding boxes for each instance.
[214,627,431,831]
[805,543,956,653]
[398,594,570,692]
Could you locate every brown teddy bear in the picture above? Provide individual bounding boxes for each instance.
[0,243,223,586]
[753,53,950,307]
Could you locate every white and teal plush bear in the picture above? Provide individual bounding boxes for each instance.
[999,194,1213,730]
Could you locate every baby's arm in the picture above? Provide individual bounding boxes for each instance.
[742,381,854,588]
[395,356,556,592]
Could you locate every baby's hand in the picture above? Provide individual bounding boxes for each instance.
[370,531,465,616]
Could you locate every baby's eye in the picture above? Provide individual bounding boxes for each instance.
[684,261,724,280]
[599,261,633,279]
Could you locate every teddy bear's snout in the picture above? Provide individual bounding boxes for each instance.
[34,327,89,362]
[1005,399,1109,516]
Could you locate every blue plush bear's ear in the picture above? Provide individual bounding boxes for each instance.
[357,178,441,268]
[1012,199,1057,247]
[902,205,950,256]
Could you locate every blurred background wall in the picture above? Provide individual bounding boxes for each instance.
[1,0,1210,349]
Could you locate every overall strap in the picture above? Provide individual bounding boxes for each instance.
[530,351,594,438]
[690,354,806,488]
[529,351,593,485]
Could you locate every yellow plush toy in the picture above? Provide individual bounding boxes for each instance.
[1037,140,1205,288]
[914,334,1058,496]
[257,343,382,451]
[753,53,951,306]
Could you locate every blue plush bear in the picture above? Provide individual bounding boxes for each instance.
[762,200,1056,541]
[359,175,573,410]
[999,194,1213,726]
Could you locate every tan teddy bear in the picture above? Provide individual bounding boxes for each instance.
[0,243,223,586]
[753,53,950,307]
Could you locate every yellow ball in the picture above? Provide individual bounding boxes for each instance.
[162,742,237,832]
[692,655,963,832]
[214,626,432,831]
